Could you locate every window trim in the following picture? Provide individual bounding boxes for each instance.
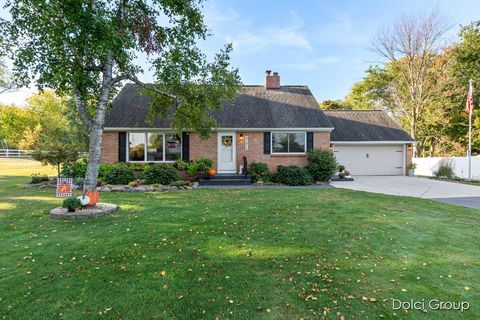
[126,131,182,163]
[270,131,307,155]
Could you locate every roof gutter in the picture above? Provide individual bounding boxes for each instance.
[331,141,415,144]
[104,127,335,132]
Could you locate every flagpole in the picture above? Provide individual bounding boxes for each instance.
[468,79,472,180]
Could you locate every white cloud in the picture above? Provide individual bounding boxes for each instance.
[227,11,312,52]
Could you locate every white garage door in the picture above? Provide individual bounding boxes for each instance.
[333,144,404,175]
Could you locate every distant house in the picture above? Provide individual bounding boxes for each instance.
[101,71,413,175]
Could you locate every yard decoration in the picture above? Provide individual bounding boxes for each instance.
[56,177,73,197]
[86,190,100,205]
[77,195,90,206]
[207,169,216,176]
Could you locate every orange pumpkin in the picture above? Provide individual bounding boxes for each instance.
[207,169,216,176]
[86,190,100,205]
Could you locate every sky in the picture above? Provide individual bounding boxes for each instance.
[1,0,480,106]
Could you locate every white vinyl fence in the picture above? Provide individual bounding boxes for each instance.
[0,149,32,158]
[413,156,480,180]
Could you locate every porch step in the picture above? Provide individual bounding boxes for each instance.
[199,174,251,186]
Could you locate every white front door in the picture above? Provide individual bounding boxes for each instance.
[217,132,236,173]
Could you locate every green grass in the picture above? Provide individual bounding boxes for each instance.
[0,160,479,319]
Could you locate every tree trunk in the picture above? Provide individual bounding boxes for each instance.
[82,56,113,191]
[84,124,104,191]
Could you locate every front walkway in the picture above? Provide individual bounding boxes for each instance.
[331,176,480,209]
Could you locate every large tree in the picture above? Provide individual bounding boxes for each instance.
[0,0,241,190]
[372,9,450,155]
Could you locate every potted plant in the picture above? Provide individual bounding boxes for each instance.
[408,163,417,177]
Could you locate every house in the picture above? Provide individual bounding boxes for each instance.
[101,71,414,176]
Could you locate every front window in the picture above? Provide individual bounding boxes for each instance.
[271,132,306,154]
[165,134,182,161]
[128,133,145,161]
[127,132,181,162]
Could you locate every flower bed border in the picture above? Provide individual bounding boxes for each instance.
[50,203,118,220]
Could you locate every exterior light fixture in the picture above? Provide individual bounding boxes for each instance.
[239,133,244,142]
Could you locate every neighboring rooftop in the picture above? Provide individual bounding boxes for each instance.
[104,82,332,129]
[324,110,414,142]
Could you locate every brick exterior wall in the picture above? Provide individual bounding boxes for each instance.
[236,132,331,173]
[189,133,218,170]
[100,132,119,163]
[101,131,332,173]
[405,143,413,176]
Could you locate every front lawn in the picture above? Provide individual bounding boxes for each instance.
[0,159,478,319]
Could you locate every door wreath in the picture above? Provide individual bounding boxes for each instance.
[221,136,233,147]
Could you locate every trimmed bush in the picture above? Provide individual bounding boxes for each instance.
[187,162,199,177]
[104,164,135,185]
[173,159,189,171]
[30,174,49,184]
[187,157,214,176]
[142,165,180,185]
[194,157,213,172]
[62,197,82,212]
[248,162,273,183]
[306,150,338,182]
[273,165,313,186]
[435,159,454,178]
[337,164,345,172]
[61,157,88,178]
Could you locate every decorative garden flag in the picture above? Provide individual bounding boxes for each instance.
[466,81,474,115]
[56,178,73,197]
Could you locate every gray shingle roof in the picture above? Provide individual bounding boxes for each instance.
[324,110,414,142]
[104,84,332,129]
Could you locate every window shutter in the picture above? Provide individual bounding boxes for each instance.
[182,132,190,162]
[263,132,271,154]
[306,132,314,151]
[118,132,127,162]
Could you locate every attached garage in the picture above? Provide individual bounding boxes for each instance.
[333,144,404,175]
[324,110,414,176]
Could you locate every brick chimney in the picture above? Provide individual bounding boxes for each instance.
[265,70,280,89]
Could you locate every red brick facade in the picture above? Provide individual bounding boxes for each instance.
[101,131,332,173]
[100,132,119,163]
[235,132,331,173]
[189,133,218,170]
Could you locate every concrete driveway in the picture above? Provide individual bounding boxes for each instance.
[331,176,480,209]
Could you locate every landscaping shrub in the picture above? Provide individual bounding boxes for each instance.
[104,164,135,184]
[194,157,213,172]
[435,159,454,178]
[248,162,273,183]
[62,197,82,212]
[61,157,88,178]
[73,177,85,186]
[187,157,214,176]
[142,165,180,185]
[187,163,199,177]
[30,174,49,184]
[173,159,189,171]
[337,164,345,172]
[273,165,313,186]
[306,150,338,182]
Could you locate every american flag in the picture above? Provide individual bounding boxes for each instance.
[466,81,474,115]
